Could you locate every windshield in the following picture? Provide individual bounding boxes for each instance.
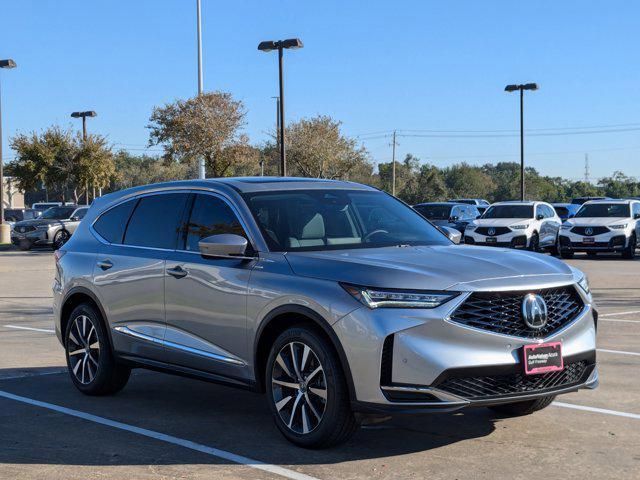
[575,203,630,218]
[41,206,76,220]
[482,205,533,219]
[413,204,452,220]
[571,197,604,205]
[243,189,451,251]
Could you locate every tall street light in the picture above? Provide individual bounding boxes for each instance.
[71,110,97,204]
[0,59,17,245]
[196,0,205,179]
[258,38,303,177]
[505,83,538,201]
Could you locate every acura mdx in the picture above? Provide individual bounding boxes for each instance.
[53,178,598,448]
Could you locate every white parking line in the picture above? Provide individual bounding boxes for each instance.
[0,389,319,480]
[4,325,55,333]
[597,348,640,357]
[553,402,640,420]
[0,370,65,381]
[600,310,640,317]
[600,318,640,323]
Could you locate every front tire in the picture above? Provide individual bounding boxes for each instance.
[622,234,637,259]
[489,395,556,416]
[265,326,359,448]
[64,303,130,395]
[53,229,71,250]
[528,232,540,252]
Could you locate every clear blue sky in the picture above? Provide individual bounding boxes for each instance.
[1,0,639,180]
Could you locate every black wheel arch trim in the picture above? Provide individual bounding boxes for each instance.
[253,304,357,401]
[61,286,114,348]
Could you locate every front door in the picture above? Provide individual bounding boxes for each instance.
[164,192,256,381]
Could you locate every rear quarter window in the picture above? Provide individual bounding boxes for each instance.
[93,199,137,244]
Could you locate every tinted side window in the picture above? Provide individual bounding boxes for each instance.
[183,194,248,251]
[93,200,137,244]
[124,193,189,249]
[74,208,88,219]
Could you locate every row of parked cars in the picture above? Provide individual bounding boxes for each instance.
[9,202,89,250]
[413,196,640,259]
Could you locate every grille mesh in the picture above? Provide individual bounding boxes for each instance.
[475,227,511,236]
[449,286,583,338]
[571,226,609,236]
[437,361,589,400]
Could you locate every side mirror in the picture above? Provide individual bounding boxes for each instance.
[70,216,80,222]
[536,214,544,220]
[439,226,462,244]
[634,213,640,219]
[476,214,482,219]
[449,215,459,222]
[199,234,252,259]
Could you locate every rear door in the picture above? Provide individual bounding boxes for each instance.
[163,192,255,380]
[93,192,189,362]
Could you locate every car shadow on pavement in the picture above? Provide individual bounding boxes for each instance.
[0,368,498,466]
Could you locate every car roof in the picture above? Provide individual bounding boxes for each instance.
[414,202,460,207]
[491,201,539,206]
[583,199,636,205]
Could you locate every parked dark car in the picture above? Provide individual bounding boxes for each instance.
[571,197,610,205]
[551,203,581,222]
[413,202,481,234]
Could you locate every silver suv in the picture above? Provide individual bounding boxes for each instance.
[53,178,598,448]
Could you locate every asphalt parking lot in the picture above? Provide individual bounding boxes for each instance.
[0,248,638,480]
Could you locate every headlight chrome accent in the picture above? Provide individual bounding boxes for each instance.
[341,283,459,309]
[609,224,628,229]
[510,224,529,230]
[465,225,476,230]
[577,276,590,295]
[561,224,572,230]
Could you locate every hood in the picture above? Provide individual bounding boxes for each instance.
[565,217,630,227]
[285,245,574,292]
[430,219,452,227]
[473,217,531,227]
[14,218,66,228]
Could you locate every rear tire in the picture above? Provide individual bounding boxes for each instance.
[489,395,556,416]
[265,326,359,448]
[64,303,130,396]
[622,234,636,259]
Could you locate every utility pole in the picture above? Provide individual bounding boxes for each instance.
[391,130,397,196]
[71,111,96,205]
[584,153,590,183]
[196,0,205,179]
[0,59,17,245]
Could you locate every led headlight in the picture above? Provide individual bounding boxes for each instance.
[465,225,476,230]
[561,224,572,229]
[609,224,628,229]
[510,224,529,230]
[577,275,590,294]
[341,284,459,309]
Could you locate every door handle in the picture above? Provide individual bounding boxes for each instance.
[167,265,188,279]
[97,259,113,271]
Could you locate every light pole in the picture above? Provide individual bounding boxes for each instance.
[505,83,538,201]
[0,59,17,245]
[71,110,97,205]
[196,0,205,179]
[258,38,303,177]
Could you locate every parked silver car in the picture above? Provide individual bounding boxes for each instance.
[12,205,89,250]
[53,178,597,448]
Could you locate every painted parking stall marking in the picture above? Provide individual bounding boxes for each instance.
[4,324,55,333]
[0,389,320,480]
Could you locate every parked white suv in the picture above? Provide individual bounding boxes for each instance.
[465,201,561,252]
[559,199,640,259]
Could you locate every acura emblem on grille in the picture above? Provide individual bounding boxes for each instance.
[487,227,496,236]
[522,293,548,330]
[584,227,593,236]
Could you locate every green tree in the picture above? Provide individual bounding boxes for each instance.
[109,151,193,191]
[598,172,639,198]
[443,162,495,200]
[148,92,254,177]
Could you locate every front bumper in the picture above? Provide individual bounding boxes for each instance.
[559,230,629,252]
[334,284,597,413]
[11,228,55,246]
[464,229,529,248]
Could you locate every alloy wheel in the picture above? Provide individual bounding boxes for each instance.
[54,230,70,250]
[67,314,100,384]
[271,341,327,435]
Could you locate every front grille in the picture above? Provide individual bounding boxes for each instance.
[15,225,36,233]
[571,226,609,236]
[449,286,584,338]
[475,227,511,236]
[436,360,590,400]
